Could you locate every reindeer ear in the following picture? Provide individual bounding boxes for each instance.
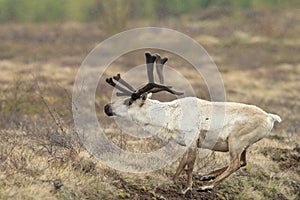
[141,93,148,101]
[139,93,148,107]
[140,93,152,103]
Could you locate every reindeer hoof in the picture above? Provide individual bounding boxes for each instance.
[181,188,191,195]
[196,185,213,192]
[199,176,215,182]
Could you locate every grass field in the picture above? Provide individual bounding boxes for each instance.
[0,8,299,199]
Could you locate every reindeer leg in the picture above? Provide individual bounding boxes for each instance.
[173,151,188,183]
[240,149,247,167]
[200,149,247,182]
[199,166,228,181]
[197,153,241,192]
[181,148,197,194]
[197,136,246,192]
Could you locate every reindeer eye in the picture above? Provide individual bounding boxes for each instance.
[123,98,133,106]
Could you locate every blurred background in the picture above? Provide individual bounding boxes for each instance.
[0,0,299,24]
[0,1,299,199]
[0,0,299,35]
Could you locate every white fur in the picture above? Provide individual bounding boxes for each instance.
[109,94,281,151]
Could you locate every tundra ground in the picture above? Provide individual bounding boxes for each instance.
[0,8,299,200]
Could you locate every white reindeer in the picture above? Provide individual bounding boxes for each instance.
[104,52,281,193]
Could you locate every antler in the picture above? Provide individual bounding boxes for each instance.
[145,52,156,83]
[106,52,184,100]
[105,77,133,96]
[155,53,168,84]
[131,82,183,100]
[130,52,183,100]
[113,74,135,92]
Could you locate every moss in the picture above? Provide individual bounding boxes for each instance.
[117,189,130,199]
[140,185,147,192]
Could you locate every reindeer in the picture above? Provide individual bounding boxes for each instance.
[104,52,282,194]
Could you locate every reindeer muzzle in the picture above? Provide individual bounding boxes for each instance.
[104,104,113,116]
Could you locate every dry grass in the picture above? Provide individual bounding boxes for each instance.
[0,8,299,200]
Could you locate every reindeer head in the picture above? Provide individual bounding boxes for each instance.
[104,52,183,120]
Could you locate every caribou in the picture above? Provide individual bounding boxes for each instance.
[104,52,281,193]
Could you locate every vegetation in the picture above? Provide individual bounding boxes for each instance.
[0,0,299,23]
